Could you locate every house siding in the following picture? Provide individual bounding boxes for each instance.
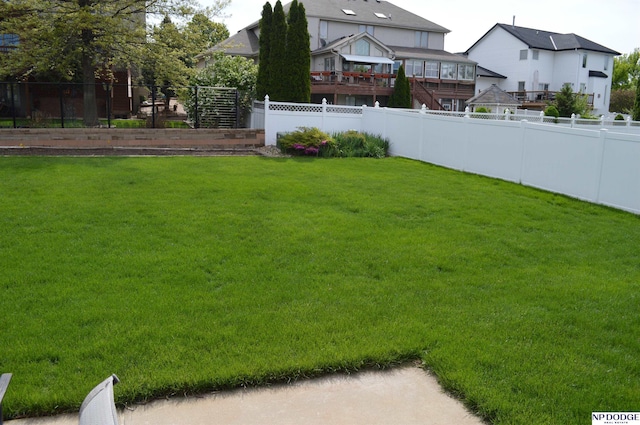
[469,26,616,114]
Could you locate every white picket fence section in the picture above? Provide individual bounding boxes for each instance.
[251,97,640,214]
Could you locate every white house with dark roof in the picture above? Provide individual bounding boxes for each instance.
[466,23,620,115]
[201,0,476,110]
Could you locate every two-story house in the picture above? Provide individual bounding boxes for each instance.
[203,0,476,110]
[466,23,620,115]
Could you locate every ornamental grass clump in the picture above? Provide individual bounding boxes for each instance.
[277,127,389,158]
[333,130,389,158]
[277,127,335,156]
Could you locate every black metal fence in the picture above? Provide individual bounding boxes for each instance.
[0,81,247,129]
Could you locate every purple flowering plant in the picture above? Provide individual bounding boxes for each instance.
[276,127,336,156]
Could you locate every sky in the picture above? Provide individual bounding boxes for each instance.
[203,0,639,55]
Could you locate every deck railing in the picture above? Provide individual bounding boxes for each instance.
[507,90,594,107]
[311,71,395,88]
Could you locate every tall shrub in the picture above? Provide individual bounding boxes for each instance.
[555,83,576,117]
[389,65,411,108]
[268,0,288,101]
[285,1,311,103]
[256,2,272,100]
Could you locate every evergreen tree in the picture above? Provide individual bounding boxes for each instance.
[389,65,411,108]
[286,0,310,102]
[555,83,576,117]
[633,76,640,121]
[268,0,288,101]
[256,2,272,100]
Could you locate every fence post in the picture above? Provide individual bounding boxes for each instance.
[235,89,240,128]
[194,86,199,129]
[571,113,576,128]
[59,83,65,128]
[10,83,17,129]
[264,95,272,145]
[628,116,632,127]
[321,98,327,132]
[151,85,156,128]
[106,83,112,128]
[464,106,470,118]
[539,111,544,123]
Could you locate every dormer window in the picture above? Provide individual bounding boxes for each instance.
[342,9,356,16]
[414,31,428,48]
[359,24,374,36]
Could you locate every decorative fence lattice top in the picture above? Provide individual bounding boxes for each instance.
[268,102,323,113]
[326,105,363,115]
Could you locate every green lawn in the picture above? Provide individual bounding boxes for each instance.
[0,156,638,424]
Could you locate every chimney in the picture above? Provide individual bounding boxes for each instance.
[512,16,516,28]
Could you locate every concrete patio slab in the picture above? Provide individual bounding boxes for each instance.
[8,365,484,425]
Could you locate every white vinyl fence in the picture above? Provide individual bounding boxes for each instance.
[251,97,640,214]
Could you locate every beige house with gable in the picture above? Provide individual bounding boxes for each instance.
[201,0,476,110]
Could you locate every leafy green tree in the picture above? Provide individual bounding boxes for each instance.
[267,0,287,101]
[184,13,229,66]
[285,0,310,102]
[613,49,640,90]
[610,89,635,113]
[142,16,192,111]
[141,13,229,110]
[256,2,272,100]
[0,0,228,126]
[389,65,411,108]
[183,51,258,125]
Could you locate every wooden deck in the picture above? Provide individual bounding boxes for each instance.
[311,71,474,110]
[507,90,594,110]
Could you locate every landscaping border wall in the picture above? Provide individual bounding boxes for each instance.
[0,128,264,149]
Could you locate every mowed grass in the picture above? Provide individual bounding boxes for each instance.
[0,156,638,424]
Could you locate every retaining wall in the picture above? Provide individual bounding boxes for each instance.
[0,128,265,149]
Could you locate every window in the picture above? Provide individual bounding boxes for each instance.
[518,81,526,92]
[532,50,539,60]
[406,60,424,77]
[520,49,528,60]
[414,31,428,48]
[0,34,19,50]
[319,20,328,40]
[580,83,586,93]
[359,25,374,36]
[582,53,588,68]
[604,57,609,71]
[355,39,370,56]
[341,9,356,16]
[425,61,439,78]
[441,63,456,80]
[457,64,475,80]
[538,83,549,91]
[374,12,387,19]
[324,57,335,72]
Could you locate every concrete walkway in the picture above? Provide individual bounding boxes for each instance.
[8,366,485,425]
